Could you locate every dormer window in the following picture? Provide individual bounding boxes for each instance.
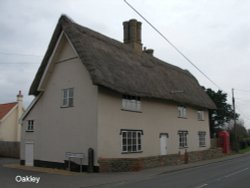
[122,95,141,112]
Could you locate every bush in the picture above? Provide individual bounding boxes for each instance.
[239,138,250,149]
[239,140,247,149]
[245,138,250,146]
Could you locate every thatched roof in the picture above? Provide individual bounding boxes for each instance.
[30,15,216,109]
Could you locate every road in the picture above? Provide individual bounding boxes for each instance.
[101,154,250,188]
[0,154,250,188]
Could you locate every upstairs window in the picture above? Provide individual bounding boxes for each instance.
[61,88,74,108]
[178,106,187,118]
[121,129,143,153]
[26,120,34,132]
[122,95,141,112]
[197,111,205,121]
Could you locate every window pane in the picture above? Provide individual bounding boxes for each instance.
[128,132,132,138]
[122,145,127,152]
[68,98,73,107]
[68,88,73,97]
[121,130,142,153]
[138,144,141,151]
[122,138,126,145]
[128,145,132,152]
[133,132,136,138]
[63,89,68,98]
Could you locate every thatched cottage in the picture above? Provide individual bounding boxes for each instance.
[21,15,216,172]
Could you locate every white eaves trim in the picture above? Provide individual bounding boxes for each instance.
[20,93,42,124]
[37,31,64,92]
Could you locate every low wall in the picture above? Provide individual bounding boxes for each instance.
[0,141,20,158]
[98,148,224,172]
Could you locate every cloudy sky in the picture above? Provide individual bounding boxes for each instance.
[0,0,249,127]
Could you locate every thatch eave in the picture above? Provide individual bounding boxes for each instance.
[29,15,216,110]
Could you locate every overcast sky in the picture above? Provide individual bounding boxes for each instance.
[0,0,249,128]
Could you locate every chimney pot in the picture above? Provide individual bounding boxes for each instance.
[144,49,154,56]
[17,90,23,102]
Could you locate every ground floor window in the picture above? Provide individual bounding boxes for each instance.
[198,131,206,147]
[178,130,188,148]
[120,129,143,153]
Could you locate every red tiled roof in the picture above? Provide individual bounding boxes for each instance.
[0,102,17,120]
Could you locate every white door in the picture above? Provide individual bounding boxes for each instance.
[25,142,34,166]
[160,134,168,155]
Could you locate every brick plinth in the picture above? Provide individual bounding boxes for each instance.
[98,148,224,172]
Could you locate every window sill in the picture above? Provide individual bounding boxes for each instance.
[60,106,74,108]
[179,146,188,149]
[178,117,187,119]
[25,130,34,133]
[199,145,206,147]
[121,151,143,154]
[121,109,142,113]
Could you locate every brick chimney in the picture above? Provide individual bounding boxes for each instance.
[16,90,23,103]
[123,19,142,53]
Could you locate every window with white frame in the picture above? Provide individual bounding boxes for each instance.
[122,95,141,112]
[198,131,206,147]
[178,130,188,148]
[121,130,143,153]
[61,88,74,107]
[197,111,205,121]
[26,120,34,132]
[178,106,187,118]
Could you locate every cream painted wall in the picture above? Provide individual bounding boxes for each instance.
[21,32,211,166]
[21,33,98,165]
[97,88,211,158]
[0,100,24,142]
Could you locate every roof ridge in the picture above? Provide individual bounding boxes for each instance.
[69,19,196,81]
[0,102,17,106]
[72,22,125,49]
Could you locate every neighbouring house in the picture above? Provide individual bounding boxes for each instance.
[0,91,24,157]
[20,15,217,171]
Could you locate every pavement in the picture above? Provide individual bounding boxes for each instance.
[1,152,250,188]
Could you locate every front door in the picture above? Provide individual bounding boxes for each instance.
[160,133,168,155]
[25,142,34,166]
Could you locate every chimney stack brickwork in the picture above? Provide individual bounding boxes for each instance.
[123,19,142,53]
